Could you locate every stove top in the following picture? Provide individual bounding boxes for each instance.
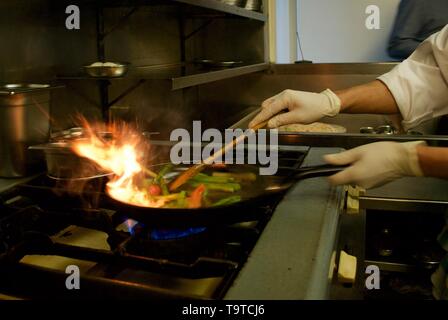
[0,148,307,300]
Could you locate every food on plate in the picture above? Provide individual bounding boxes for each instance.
[89,62,121,67]
[277,122,346,133]
[103,62,121,67]
[90,62,104,67]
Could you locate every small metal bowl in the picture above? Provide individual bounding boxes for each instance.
[83,63,129,78]
[375,125,396,135]
[360,127,376,134]
[219,0,245,7]
[194,59,244,69]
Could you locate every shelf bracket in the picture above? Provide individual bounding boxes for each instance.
[64,83,101,109]
[183,18,214,40]
[107,79,147,108]
[103,6,140,39]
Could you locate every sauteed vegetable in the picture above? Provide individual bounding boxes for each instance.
[138,164,256,209]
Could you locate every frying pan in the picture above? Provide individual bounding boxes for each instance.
[107,163,346,228]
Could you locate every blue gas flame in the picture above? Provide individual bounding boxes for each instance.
[150,227,207,240]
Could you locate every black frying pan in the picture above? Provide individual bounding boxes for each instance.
[107,163,346,228]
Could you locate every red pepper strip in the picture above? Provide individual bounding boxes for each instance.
[188,184,206,208]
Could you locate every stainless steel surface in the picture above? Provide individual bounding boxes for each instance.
[360,126,376,134]
[230,110,448,148]
[83,63,129,78]
[271,63,399,75]
[364,177,448,202]
[375,125,397,135]
[50,127,84,141]
[0,176,36,193]
[225,148,346,300]
[364,260,418,273]
[194,59,244,68]
[219,0,245,7]
[244,0,262,11]
[175,0,266,21]
[360,125,398,134]
[0,85,51,178]
[0,84,50,95]
[274,132,448,148]
[172,62,268,90]
[359,176,448,213]
[360,196,448,213]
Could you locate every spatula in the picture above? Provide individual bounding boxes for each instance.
[169,120,269,191]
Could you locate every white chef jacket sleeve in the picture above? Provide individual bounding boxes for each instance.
[378,24,448,131]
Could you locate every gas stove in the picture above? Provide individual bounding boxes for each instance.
[0,146,308,300]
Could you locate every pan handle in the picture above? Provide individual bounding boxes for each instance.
[292,164,348,180]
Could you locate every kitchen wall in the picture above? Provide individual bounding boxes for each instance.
[0,0,57,81]
[0,1,99,81]
[0,0,102,129]
[0,2,187,133]
[276,0,401,63]
[0,1,267,135]
[275,0,294,63]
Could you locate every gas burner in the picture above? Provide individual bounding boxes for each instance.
[0,172,283,299]
[119,219,207,240]
[121,222,212,263]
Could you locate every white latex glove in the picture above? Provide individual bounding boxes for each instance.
[249,89,341,129]
[324,141,427,189]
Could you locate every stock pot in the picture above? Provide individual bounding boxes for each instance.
[0,84,54,178]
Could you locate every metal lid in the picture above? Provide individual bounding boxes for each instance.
[0,83,62,95]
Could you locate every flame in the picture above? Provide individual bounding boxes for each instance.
[71,119,166,208]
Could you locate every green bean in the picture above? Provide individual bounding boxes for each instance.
[211,195,242,207]
[188,181,241,192]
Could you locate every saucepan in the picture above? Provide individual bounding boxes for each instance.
[29,141,112,180]
[29,130,114,180]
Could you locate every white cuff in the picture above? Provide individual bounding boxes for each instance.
[320,89,341,117]
[404,140,427,177]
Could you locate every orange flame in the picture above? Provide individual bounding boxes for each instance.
[71,120,166,208]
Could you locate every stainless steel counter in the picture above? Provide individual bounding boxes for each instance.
[225,148,448,300]
[225,147,345,300]
[0,177,36,194]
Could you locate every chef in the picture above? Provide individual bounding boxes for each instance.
[249,24,448,299]
[388,0,448,59]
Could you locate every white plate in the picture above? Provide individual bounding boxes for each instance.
[277,122,347,133]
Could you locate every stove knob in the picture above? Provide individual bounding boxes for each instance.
[338,250,357,285]
[345,185,365,215]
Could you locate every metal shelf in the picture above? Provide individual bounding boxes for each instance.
[171,62,268,89]
[72,0,266,21]
[57,62,269,90]
[173,0,266,21]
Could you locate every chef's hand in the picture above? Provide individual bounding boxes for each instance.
[249,89,341,129]
[324,141,427,189]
